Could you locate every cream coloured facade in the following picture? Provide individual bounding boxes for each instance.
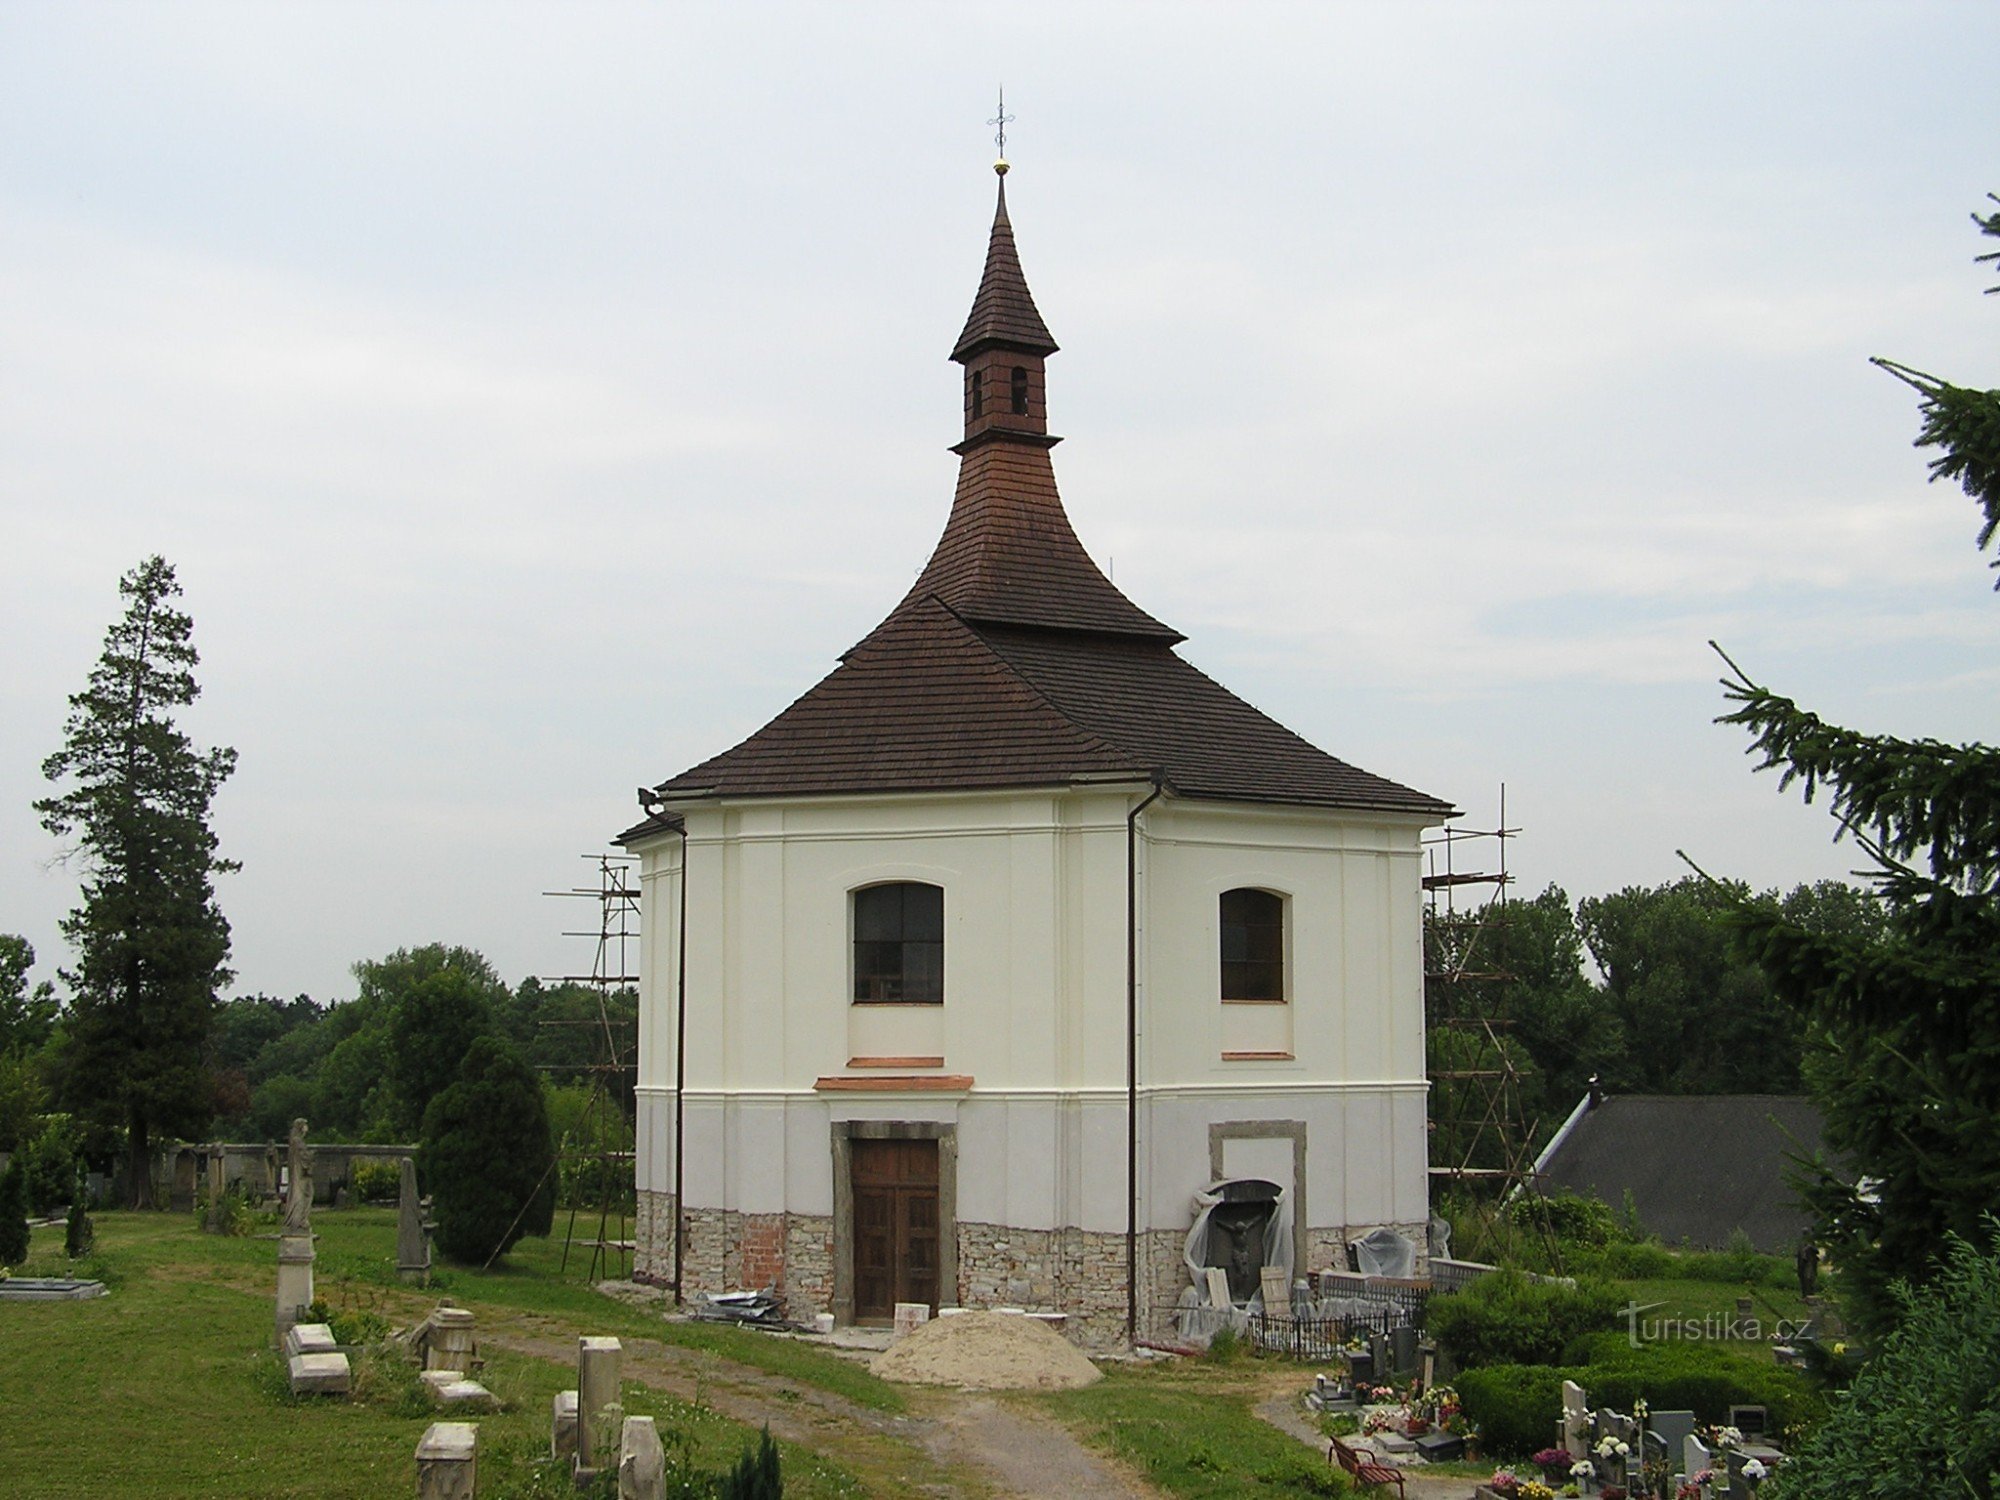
[626,786,1435,1341]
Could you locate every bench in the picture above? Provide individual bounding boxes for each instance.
[1330,1434,1407,1497]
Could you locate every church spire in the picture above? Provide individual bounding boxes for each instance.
[899,163,1183,644]
[951,171,1059,365]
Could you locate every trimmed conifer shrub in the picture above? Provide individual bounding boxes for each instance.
[419,1036,555,1264]
[719,1425,782,1499]
[0,1157,30,1265]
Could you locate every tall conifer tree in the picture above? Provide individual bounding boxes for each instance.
[37,556,236,1207]
[1718,198,2000,1334]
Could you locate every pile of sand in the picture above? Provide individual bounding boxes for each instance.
[871,1311,1104,1390]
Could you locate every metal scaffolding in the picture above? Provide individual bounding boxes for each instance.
[1422,788,1561,1266]
[541,853,641,1281]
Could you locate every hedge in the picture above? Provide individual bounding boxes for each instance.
[1457,1341,1825,1459]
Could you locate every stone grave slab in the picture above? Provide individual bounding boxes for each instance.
[1413,1430,1465,1463]
[552,1389,580,1460]
[416,1420,478,1500]
[284,1322,337,1359]
[288,1351,352,1395]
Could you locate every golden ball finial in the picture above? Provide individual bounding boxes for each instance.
[994,157,1010,176]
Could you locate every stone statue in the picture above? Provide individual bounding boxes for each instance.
[282,1117,314,1235]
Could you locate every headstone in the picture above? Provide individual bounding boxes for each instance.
[1204,1266,1232,1308]
[893,1302,930,1340]
[1368,1330,1389,1379]
[420,1370,464,1395]
[1685,1433,1714,1482]
[1561,1380,1590,1459]
[552,1390,580,1460]
[1725,1444,1784,1497]
[415,1421,477,1500]
[1388,1323,1420,1376]
[577,1336,624,1472]
[205,1143,228,1232]
[1259,1267,1291,1317]
[284,1322,337,1359]
[288,1351,352,1395]
[1649,1410,1697,1471]
[1729,1405,1769,1438]
[434,1379,496,1410]
[618,1415,666,1500]
[428,1306,476,1372]
[275,1118,316,1345]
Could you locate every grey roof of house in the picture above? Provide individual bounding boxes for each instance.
[1533,1094,1830,1253]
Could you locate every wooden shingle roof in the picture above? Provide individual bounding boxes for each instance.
[626,175,1449,832]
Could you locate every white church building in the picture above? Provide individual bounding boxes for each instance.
[621,164,1449,1344]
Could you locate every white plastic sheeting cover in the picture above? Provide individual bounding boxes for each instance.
[1182,1179,1292,1309]
[1350,1225,1418,1279]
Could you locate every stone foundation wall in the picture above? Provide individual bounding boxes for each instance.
[632,1194,834,1319]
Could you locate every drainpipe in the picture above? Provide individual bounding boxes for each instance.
[1126,771,1165,1345]
[672,819,690,1306]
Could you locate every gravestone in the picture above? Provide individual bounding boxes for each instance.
[552,1389,580,1460]
[1368,1331,1390,1380]
[428,1306,477,1372]
[1259,1266,1291,1316]
[1649,1410,1697,1473]
[415,1421,477,1500]
[288,1352,352,1395]
[1730,1405,1769,1438]
[1685,1433,1714,1483]
[1204,1266,1232,1308]
[619,1415,666,1500]
[396,1158,432,1283]
[577,1336,624,1473]
[275,1119,316,1346]
[1561,1379,1590,1458]
[284,1322,337,1359]
[1389,1324,1420,1376]
[205,1143,228,1232]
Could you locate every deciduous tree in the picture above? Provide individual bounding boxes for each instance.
[35,557,236,1206]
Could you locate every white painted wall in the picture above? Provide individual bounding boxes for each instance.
[629,785,1434,1240]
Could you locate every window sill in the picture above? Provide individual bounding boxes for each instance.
[1221,1051,1295,1062]
[814,1074,973,1092]
[1220,998,1289,1007]
[850,1001,945,1008]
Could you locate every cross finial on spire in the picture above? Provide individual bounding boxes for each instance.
[988,87,1014,172]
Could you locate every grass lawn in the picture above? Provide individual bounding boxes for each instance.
[1030,1359,1351,1497]
[0,1211,893,1499]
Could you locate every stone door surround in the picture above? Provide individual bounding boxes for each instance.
[830,1120,958,1327]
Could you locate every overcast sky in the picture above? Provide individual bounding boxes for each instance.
[4,3,1998,1004]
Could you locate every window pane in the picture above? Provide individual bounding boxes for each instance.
[855,885,901,941]
[855,940,902,1001]
[902,940,943,1002]
[903,883,944,941]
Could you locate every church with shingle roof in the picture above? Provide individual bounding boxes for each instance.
[621,161,1448,1345]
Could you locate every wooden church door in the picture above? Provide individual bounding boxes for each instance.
[851,1138,940,1320]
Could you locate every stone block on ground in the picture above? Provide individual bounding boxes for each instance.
[288,1351,352,1395]
[415,1420,478,1500]
[284,1322,337,1359]
[436,1379,496,1410]
[892,1301,930,1340]
[427,1304,477,1371]
[618,1415,666,1499]
[551,1388,579,1459]
[1414,1430,1465,1463]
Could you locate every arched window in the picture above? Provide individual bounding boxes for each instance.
[967,367,984,420]
[1220,888,1285,1001]
[853,882,944,1003]
[1010,366,1029,415]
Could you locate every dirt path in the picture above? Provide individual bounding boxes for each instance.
[922,1394,1156,1499]
[484,1320,1159,1499]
